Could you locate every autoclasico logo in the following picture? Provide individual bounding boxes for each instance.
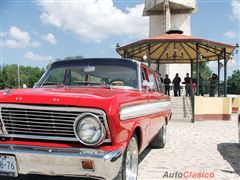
[163,171,215,179]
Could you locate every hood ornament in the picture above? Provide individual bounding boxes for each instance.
[53,98,60,102]
[16,97,23,101]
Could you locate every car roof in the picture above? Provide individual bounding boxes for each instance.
[51,58,140,66]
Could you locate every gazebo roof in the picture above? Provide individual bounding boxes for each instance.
[116,33,236,64]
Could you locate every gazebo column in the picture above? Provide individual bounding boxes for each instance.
[190,60,193,78]
[157,60,160,72]
[147,43,151,67]
[217,55,220,97]
[196,43,200,96]
[123,49,126,58]
[223,48,227,97]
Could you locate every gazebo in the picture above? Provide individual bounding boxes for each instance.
[116,30,237,97]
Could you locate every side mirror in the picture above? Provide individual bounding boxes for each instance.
[33,82,39,88]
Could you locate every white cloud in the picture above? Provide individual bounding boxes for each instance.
[9,26,30,42]
[0,32,7,37]
[2,26,31,48]
[208,61,217,69]
[41,33,57,44]
[231,0,240,20]
[24,51,53,61]
[223,31,238,39]
[32,41,41,47]
[37,0,148,42]
[228,58,236,67]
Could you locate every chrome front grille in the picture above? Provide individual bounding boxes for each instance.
[0,104,110,142]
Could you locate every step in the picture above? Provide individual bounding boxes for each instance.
[170,118,192,122]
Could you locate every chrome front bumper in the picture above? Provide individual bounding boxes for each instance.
[0,144,122,180]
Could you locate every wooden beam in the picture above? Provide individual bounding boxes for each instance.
[184,42,209,61]
[217,55,220,97]
[196,43,200,96]
[198,43,222,55]
[147,43,151,67]
[157,43,170,61]
[224,48,227,97]
[179,43,193,61]
[150,43,165,55]
[130,43,158,57]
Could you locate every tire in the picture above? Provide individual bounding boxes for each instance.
[114,134,139,180]
[151,124,167,148]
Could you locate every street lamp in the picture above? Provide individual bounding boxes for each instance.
[235,43,239,54]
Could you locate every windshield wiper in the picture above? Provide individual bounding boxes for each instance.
[72,81,112,89]
[41,82,64,87]
[98,84,112,89]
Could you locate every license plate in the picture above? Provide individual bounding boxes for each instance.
[0,155,18,177]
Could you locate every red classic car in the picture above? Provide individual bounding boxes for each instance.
[0,58,171,180]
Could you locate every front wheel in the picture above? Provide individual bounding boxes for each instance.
[115,134,139,180]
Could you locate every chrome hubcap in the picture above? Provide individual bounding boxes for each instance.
[163,124,166,144]
[125,137,138,180]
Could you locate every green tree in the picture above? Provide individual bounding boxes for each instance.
[227,70,240,94]
[64,55,83,60]
[0,64,43,89]
[192,62,212,80]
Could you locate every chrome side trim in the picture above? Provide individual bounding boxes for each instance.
[120,101,171,120]
[137,61,142,92]
[0,134,78,142]
[0,106,7,134]
[0,104,103,114]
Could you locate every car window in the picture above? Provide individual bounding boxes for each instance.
[148,72,158,92]
[70,69,104,85]
[141,68,147,82]
[44,68,65,85]
[40,59,139,89]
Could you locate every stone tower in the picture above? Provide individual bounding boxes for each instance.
[143,0,197,80]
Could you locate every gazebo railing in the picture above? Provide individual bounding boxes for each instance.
[198,80,225,97]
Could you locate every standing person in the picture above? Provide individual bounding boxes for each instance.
[184,73,191,96]
[173,73,181,96]
[192,81,196,95]
[209,73,218,97]
[164,74,171,96]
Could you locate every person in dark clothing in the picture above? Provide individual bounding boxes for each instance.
[164,74,171,96]
[184,73,191,96]
[209,73,218,97]
[173,73,181,96]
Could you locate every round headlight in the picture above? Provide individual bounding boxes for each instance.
[74,113,105,146]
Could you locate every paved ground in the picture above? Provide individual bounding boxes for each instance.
[2,116,240,180]
[138,115,240,180]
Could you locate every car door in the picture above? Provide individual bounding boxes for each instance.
[147,70,166,141]
[138,66,151,148]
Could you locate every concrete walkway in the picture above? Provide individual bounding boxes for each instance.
[138,115,240,180]
[2,116,239,180]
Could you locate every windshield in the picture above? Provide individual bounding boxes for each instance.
[37,59,139,90]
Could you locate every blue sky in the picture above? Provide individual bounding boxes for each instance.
[0,0,239,77]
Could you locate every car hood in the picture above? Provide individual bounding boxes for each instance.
[0,87,142,110]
